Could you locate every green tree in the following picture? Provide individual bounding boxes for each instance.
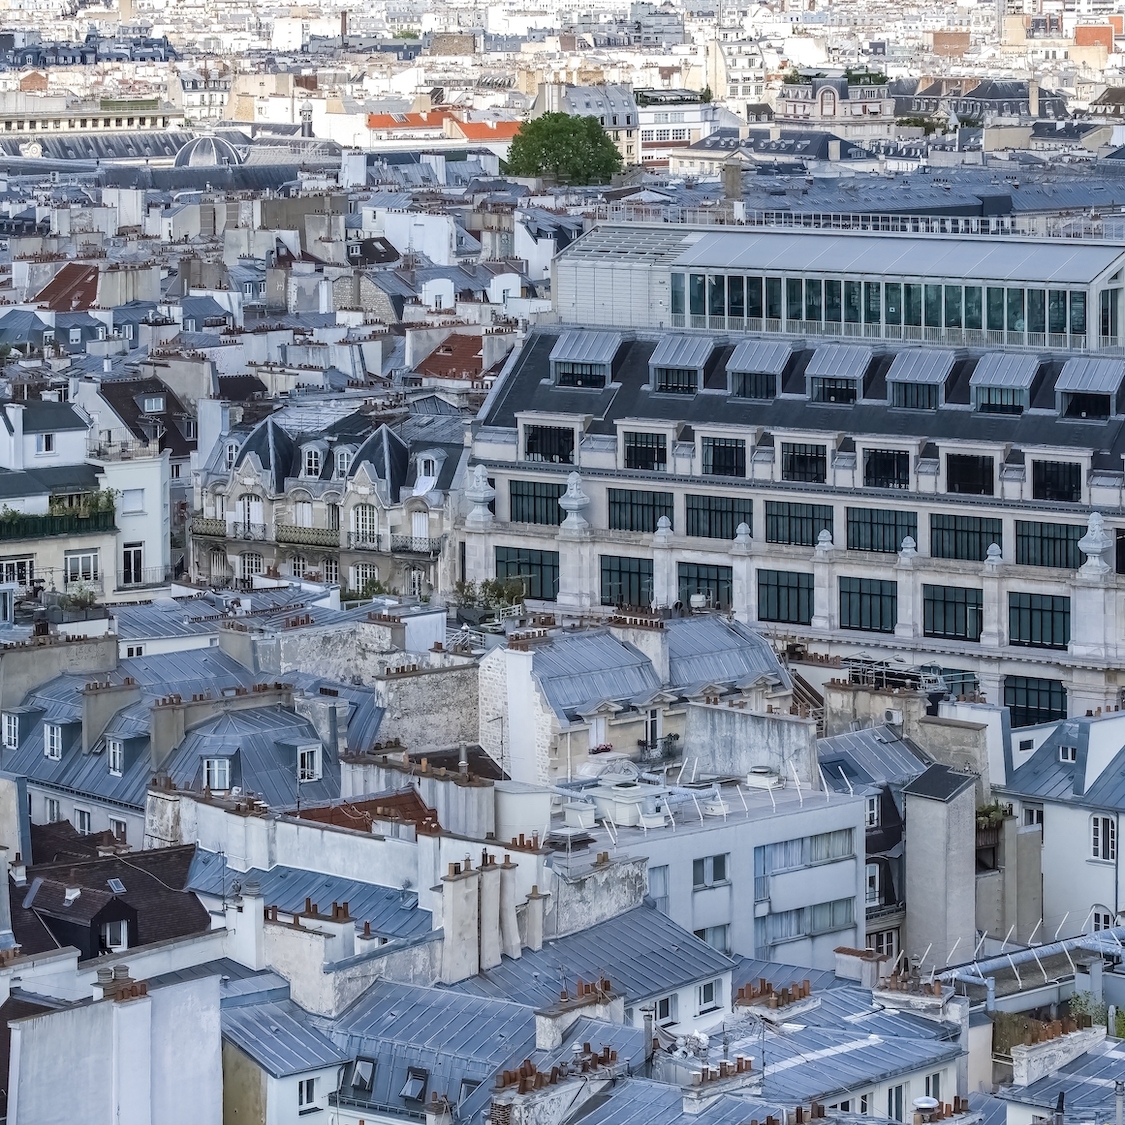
[506,113,623,184]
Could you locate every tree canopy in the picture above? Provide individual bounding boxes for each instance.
[506,113,623,184]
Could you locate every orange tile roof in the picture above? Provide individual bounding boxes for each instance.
[450,119,522,141]
[366,109,452,130]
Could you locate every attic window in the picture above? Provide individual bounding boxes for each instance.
[352,1058,375,1092]
[401,1068,428,1102]
[107,738,124,776]
[225,443,238,470]
[336,450,351,477]
[1060,745,1078,763]
[142,395,165,413]
[108,877,126,894]
[204,757,230,791]
[298,745,321,783]
[2,713,17,750]
[421,458,436,477]
[304,449,321,477]
[101,918,128,953]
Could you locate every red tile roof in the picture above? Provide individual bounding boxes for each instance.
[449,119,522,141]
[415,333,485,379]
[33,262,99,312]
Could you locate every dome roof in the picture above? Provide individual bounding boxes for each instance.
[173,135,243,168]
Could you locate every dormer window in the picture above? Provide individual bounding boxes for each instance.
[107,738,124,776]
[728,340,790,400]
[806,344,870,405]
[1056,356,1124,420]
[203,757,230,791]
[2,713,17,750]
[971,352,1038,415]
[886,348,954,411]
[44,723,62,761]
[335,450,351,477]
[649,334,712,396]
[549,329,621,388]
[304,448,321,477]
[142,395,165,413]
[420,457,436,478]
[225,442,238,470]
[298,745,321,782]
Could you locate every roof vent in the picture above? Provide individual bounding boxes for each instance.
[63,886,81,906]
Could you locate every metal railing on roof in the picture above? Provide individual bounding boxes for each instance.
[587,204,1125,242]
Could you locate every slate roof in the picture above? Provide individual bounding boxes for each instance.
[531,630,663,722]
[96,376,194,458]
[902,763,976,803]
[562,1078,773,1125]
[665,616,790,693]
[224,999,348,1077]
[448,904,735,1007]
[186,849,432,939]
[481,331,1125,461]
[14,844,209,950]
[818,726,931,790]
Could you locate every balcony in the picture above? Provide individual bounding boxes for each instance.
[0,510,116,542]
[390,535,443,556]
[190,517,226,537]
[276,524,340,548]
[347,533,382,552]
[227,522,267,542]
[117,565,177,589]
[88,437,161,461]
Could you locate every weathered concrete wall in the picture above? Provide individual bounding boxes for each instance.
[905,782,975,970]
[0,634,117,709]
[823,681,929,740]
[915,715,990,800]
[372,664,479,750]
[478,646,507,766]
[222,1039,266,1125]
[684,703,819,786]
[547,855,648,939]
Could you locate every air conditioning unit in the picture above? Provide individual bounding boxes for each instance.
[885,709,904,726]
[745,765,784,790]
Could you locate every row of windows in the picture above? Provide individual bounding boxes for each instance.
[526,428,1083,503]
[506,482,1087,567]
[671,272,1089,336]
[599,556,734,610]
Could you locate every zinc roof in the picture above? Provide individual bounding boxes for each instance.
[806,344,873,380]
[186,849,432,939]
[223,999,347,1078]
[1056,356,1125,394]
[530,631,663,721]
[549,329,623,368]
[727,338,792,376]
[885,348,956,386]
[669,226,1125,285]
[564,1078,771,1125]
[818,725,931,789]
[969,352,1040,389]
[447,905,734,1007]
[648,333,714,371]
[665,616,790,694]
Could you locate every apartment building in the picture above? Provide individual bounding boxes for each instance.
[192,401,464,597]
[466,231,1125,725]
[0,398,170,598]
[777,71,896,140]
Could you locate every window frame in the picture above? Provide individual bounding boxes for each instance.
[623,431,667,472]
[1,712,16,750]
[297,745,321,783]
[780,442,827,483]
[203,757,231,791]
[1093,815,1117,861]
[692,853,730,889]
[44,722,62,760]
[510,480,566,526]
[107,737,124,776]
[757,568,813,625]
[839,576,897,633]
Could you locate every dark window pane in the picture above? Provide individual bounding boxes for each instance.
[811,378,856,405]
[702,437,746,477]
[600,555,654,608]
[732,371,776,399]
[766,502,834,546]
[946,454,994,496]
[624,432,667,472]
[678,562,732,609]
[1016,521,1083,569]
[930,514,1002,561]
[923,584,983,641]
[847,508,917,553]
[495,547,560,601]
[781,443,827,483]
[608,489,674,533]
[686,494,753,539]
[839,577,897,633]
[524,426,573,464]
[509,480,565,525]
[863,449,910,490]
[1004,676,1066,728]
[1009,593,1070,649]
[758,569,813,624]
[1032,461,1082,504]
